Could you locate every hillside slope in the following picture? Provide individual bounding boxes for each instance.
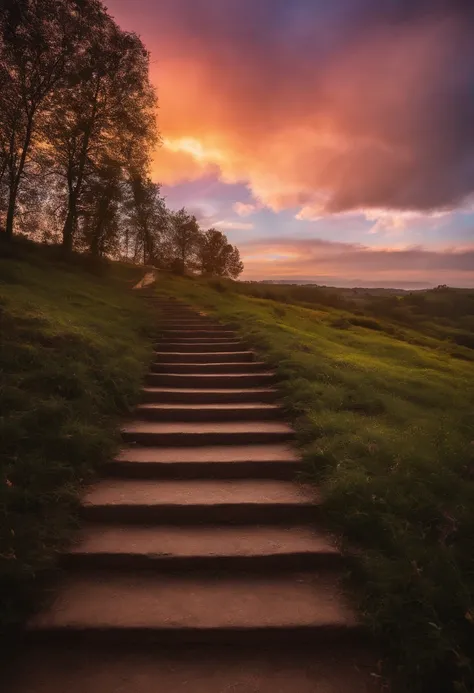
[0,243,153,630]
[156,273,474,692]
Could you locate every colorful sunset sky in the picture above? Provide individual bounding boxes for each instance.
[106,0,474,287]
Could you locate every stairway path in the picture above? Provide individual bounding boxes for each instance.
[10,295,378,693]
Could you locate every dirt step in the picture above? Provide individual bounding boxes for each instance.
[141,387,279,404]
[28,571,360,644]
[153,351,255,363]
[155,341,247,352]
[146,372,276,389]
[121,420,294,446]
[80,479,317,524]
[134,403,284,422]
[63,525,342,571]
[107,443,300,479]
[150,362,268,375]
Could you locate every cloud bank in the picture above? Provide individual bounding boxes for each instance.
[142,0,474,216]
[240,237,474,287]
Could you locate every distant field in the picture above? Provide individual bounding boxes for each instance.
[0,242,153,630]
[157,273,474,693]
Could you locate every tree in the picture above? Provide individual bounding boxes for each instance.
[0,0,99,239]
[168,208,201,274]
[43,12,157,251]
[80,157,122,257]
[123,173,168,265]
[198,228,244,278]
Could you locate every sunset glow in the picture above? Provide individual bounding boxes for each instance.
[106,0,474,287]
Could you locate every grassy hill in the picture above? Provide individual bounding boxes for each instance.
[156,273,474,693]
[0,241,153,631]
[2,243,474,690]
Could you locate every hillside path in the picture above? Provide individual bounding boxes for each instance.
[10,295,379,693]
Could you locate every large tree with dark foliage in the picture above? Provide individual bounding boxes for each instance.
[0,0,101,239]
[168,208,201,274]
[198,228,244,278]
[43,10,157,251]
[0,0,245,277]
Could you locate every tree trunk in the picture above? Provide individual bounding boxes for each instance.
[62,202,76,253]
[5,189,17,239]
[5,112,35,240]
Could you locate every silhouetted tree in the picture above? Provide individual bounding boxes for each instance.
[124,173,168,264]
[0,0,99,239]
[198,228,244,278]
[0,0,246,274]
[168,208,201,274]
[43,13,157,251]
[80,157,122,257]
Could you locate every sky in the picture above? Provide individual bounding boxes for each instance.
[106,0,474,288]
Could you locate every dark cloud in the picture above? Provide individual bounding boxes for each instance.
[140,0,474,214]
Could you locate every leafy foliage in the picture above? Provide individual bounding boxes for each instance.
[198,228,244,278]
[0,0,245,276]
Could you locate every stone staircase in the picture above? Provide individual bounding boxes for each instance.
[16,296,378,692]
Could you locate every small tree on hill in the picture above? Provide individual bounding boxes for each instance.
[168,208,201,274]
[198,228,244,279]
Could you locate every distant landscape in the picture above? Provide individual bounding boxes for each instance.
[2,1,474,693]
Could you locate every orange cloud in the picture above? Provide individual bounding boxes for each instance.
[143,1,474,217]
[233,202,259,217]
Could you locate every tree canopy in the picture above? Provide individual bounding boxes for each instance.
[0,0,244,279]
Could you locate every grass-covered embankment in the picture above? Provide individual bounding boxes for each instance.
[0,242,153,631]
[156,273,474,693]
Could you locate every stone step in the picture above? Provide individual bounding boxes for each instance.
[159,330,236,338]
[63,525,342,571]
[156,310,203,314]
[153,351,255,363]
[121,420,294,446]
[107,444,300,479]
[157,311,201,317]
[141,387,279,404]
[146,372,276,389]
[159,323,220,330]
[134,403,283,422]
[155,341,246,352]
[8,644,379,693]
[150,362,268,375]
[158,316,214,322]
[28,571,360,644]
[80,479,317,524]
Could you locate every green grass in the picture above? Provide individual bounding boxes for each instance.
[156,273,474,693]
[0,241,153,630]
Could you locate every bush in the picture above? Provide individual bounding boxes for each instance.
[349,316,384,331]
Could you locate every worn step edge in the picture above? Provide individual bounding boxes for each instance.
[63,551,343,571]
[153,351,255,363]
[104,459,300,480]
[63,525,342,571]
[140,388,280,404]
[134,403,284,423]
[150,362,268,374]
[80,502,317,524]
[145,374,277,389]
[121,431,294,447]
